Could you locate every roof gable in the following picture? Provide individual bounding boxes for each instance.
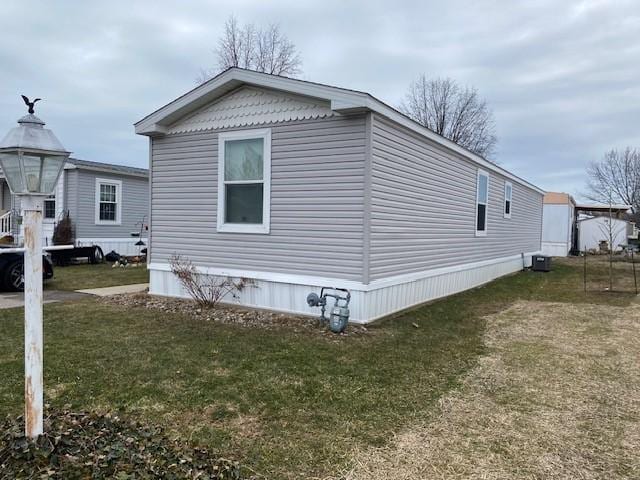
[168,86,336,134]
[135,68,544,194]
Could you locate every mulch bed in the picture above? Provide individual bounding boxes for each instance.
[0,408,245,479]
[98,293,371,337]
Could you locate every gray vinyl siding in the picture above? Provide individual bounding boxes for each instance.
[72,169,149,238]
[63,169,78,219]
[368,114,543,281]
[151,115,367,280]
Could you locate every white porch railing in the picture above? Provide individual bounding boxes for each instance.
[0,211,11,236]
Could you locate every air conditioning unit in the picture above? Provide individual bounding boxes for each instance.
[532,255,551,272]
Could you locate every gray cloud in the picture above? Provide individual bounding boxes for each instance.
[1,0,638,199]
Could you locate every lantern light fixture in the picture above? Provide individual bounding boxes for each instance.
[0,97,70,196]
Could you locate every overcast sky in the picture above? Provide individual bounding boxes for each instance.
[1,0,638,197]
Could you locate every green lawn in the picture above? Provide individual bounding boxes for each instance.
[0,257,635,479]
[45,262,149,291]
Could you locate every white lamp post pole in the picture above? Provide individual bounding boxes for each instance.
[0,97,71,439]
[22,196,44,437]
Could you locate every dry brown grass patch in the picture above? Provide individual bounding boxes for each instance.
[344,300,640,480]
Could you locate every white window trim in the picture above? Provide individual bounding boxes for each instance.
[95,178,122,225]
[475,169,489,237]
[504,181,512,219]
[217,128,271,234]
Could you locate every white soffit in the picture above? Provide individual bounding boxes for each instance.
[167,86,336,134]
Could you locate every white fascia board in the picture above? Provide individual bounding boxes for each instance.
[135,68,544,195]
[63,162,147,178]
[134,68,369,135]
[80,166,148,179]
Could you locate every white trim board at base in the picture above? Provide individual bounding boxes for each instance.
[76,237,148,257]
[149,252,538,323]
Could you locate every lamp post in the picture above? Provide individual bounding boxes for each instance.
[0,97,70,438]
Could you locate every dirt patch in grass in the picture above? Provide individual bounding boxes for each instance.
[344,300,640,479]
[99,292,371,337]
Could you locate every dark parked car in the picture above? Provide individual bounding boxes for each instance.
[0,250,54,291]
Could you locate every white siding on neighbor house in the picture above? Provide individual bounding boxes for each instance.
[579,217,628,251]
[1,181,10,211]
[542,203,574,256]
[368,114,543,281]
[150,114,367,281]
[64,169,78,221]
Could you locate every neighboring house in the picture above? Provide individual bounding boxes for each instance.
[578,216,629,252]
[135,68,544,324]
[541,192,576,256]
[0,158,148,256]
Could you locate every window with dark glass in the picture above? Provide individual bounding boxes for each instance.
[476,171,489,235]
[44,196,56,219]
[504,182,512,218]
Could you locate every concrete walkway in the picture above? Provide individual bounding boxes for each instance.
[75,283,149,297]
[0,290,90,310]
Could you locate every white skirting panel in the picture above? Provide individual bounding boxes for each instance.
[76,237,148,257]
[149,252,536,324]
[542,241,570,257]
[361,253,529,322]
[149,269,369,321]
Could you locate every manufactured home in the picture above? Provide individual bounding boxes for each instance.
[0,158,148,256]
[541,192,576,256]
[135,68,544,323]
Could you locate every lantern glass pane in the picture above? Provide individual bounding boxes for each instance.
[21,155,43,193]
[41,156,65,194]
[0,152,25,193]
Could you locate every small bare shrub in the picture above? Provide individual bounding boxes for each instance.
[52,211,75,245]
[169,254,252,308]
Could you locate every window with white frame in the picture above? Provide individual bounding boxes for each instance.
[44,195,56,220]
[217,129,271,234]
[95,179,122,224]
[504,181,512,218]
[476,170,489,236]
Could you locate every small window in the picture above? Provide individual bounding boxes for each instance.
[504,182,512,218]
[44,196,56,219]
[476,170,489,236]
[95,179,122,225]
[217,129,271,234]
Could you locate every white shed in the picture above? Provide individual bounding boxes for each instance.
[578,216,628,252]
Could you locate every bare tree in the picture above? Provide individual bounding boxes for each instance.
[197,15,302,83]
[586,147,640,214]
[596,195,628,291]
[400,75,497,159]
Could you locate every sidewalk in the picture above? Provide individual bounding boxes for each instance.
[75,283,149,297]
[0,290,90,310]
